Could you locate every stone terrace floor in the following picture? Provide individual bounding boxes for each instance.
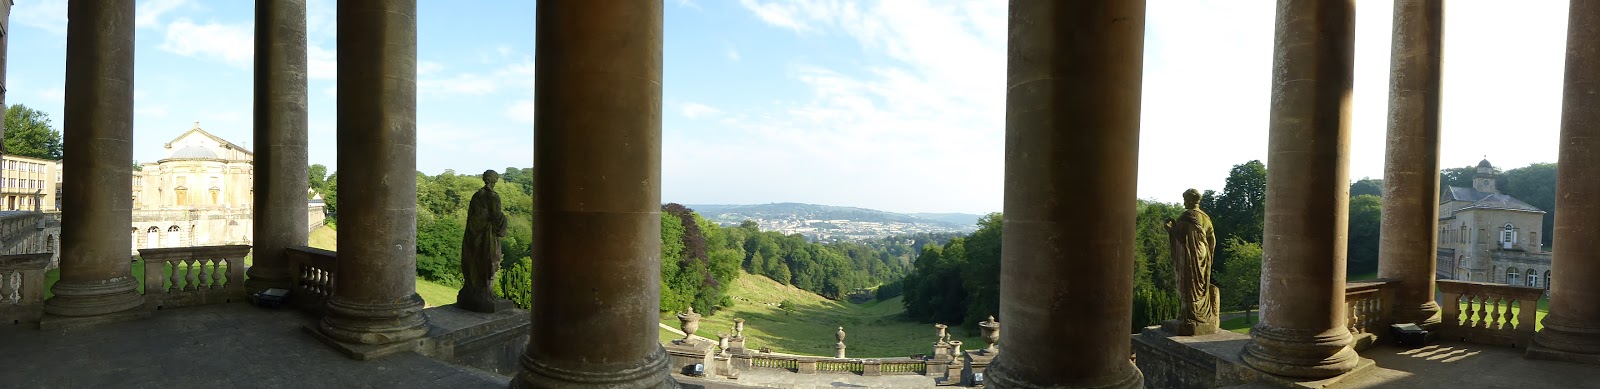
[0,303,509,388]
[1335,342,1600,389]
[676,368,939,389]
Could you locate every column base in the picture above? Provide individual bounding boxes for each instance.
[512,344,677,389]
[1390,300,1443,329]
[983,354,1144,389]
[39,303,152,330]
[1531,315,1600,356]
[244,266,294,292]
[319,294,430,345]
[43,276,143,317]
[1240,324,1360,379]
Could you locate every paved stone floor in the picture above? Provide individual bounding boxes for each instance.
[675,369,940,389]
[0,303,509,388]
[1335,342,1600,389]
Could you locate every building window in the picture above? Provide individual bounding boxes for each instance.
[1527,269,1538,287]
[1546,271,1552,291]
[167,226,181,247]
[146,227,161,249]
[1507,267,1519,285]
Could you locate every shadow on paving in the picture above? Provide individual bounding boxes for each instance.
[0,303,508,388]
[1335,342,1600,389]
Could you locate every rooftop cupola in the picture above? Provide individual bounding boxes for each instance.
[1474,157,1498,194]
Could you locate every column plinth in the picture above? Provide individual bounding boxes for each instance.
[1534,0,1600,356]
[514,2,673,388]
[1377,0,1444,329]
[982,1,1144,388]
[1240,0,1360,379]
[247,0,310,292]
[319,0,427,346]
[45,0,143,318]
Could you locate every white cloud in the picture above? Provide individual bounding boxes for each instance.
[678,0,704,11]
[726,45,742,62]
[160,19,254,69]
[680,102,722,119]
[738,0,815,32]
[12,0,69,34]
[418,61,445,76]
[308,45,338,80]
[419,73,499,96]
[137,0,191,28]
[504,100,537,125]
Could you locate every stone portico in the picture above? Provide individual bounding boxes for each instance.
[9,1,1600,389]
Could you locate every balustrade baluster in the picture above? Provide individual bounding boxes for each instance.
[1492,297,1505,330]
[185,259,200,291]
[169,261,182,292]
[8,270,19,305]
[210,259,223,288]
[1470,295,1483,328]
[0,271,11,305]
[1505,298,1517,331]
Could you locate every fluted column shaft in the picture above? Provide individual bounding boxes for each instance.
[1534,0,1600,356]
[247,0,310,291]
[515,2,672,388]
[46,0,143,317]
[1241,0,1360,379]
[984,1,1145,388]
[319,0,427,345]
[1377,0,1443,328]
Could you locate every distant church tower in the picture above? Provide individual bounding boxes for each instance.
[1473,158,1498,194]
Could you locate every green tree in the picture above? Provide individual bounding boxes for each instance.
[1216,236,1262,311]
[1501,163,1557,248]
[4,104,63,159]
[1215,160,1268,246]
[308,164,328,197]
[1350,177,1383,198]
[323,173,339,221]
[960,214,1002,331]
[1347,194,1383,276]
[494,257,533,309]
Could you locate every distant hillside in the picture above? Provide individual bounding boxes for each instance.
[686,203,978,230]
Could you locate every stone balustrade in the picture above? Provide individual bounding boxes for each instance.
[140,245,251,310]
[0,212,47,255]
[1438,279,1544,348]
[742,352,927,376]
[0,253,51,325]
[1346,279,1396,351]
[286,246,337,312]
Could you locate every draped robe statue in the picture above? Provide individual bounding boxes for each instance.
[457,170,513,312]
[1163,188,1220,335]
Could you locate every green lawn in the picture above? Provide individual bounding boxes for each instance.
[658,270,959,358]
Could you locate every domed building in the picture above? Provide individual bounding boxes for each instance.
[1436,158,1552,293]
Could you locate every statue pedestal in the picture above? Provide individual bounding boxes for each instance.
[665,339,716,376]
[1132,326,1375,388]
[962,349,996,386]
[454,296,515,313]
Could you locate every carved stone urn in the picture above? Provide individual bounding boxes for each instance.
[948,340,963,357]
[979,315,1000,354]
[934,323,948,344]
[676,306,701,343]
[733,318,746,338]
[836,326,847,344]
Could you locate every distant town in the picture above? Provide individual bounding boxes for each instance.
[687,203,983,242]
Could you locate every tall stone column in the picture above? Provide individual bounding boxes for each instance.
[247,0,310,291]
[1241,0,1360,379]
[1533,0,1600,357]
[1377,0,1443,329]
[318,0,428,345]
[45,0,144,317]
[983,1,1145,388]
[514,2,672,388]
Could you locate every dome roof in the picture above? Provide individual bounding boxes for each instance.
[170,145,218,159]
[1477,158,1493,169]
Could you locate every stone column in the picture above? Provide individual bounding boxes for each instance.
[318,0,427,345]
[983,1,1145,388]
[247,0,310,291]
[1377,0,1443,329]
[514,2,672,388]
[44,0,143,317]
[1533,0,1600,357]
[1241,0,1359,379]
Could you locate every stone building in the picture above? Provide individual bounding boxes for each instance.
[0,154,57,212]
[128,123,259,250]
[1436,159,1552,291]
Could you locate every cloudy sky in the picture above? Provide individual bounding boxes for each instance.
[5,1,1571,215]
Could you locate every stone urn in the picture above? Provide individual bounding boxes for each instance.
[979,315,1000,354]
[733,318,746,338]
[676,307,701,343]
[934,323,948,344]
[718,334,731,353]
[836,326,847,344]
[948,340,963,357]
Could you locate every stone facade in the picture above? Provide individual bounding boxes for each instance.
[53,124,326,253]
[0,154,57,211]
[1435,159,1551,291]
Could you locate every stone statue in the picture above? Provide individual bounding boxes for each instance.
[457,170,513,313]
[1163,188,1220,335]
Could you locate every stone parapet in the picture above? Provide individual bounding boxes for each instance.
[1133,326,1377,389]
[664,340,716,376]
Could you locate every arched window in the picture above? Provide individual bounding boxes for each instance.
[167,226,182,247]
[146,226,161,249]
[1527,269,1538,287]
[1502,223,1516,244]
[1507,267,1519,285]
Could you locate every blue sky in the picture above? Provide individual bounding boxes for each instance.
[5,1,1573,215]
